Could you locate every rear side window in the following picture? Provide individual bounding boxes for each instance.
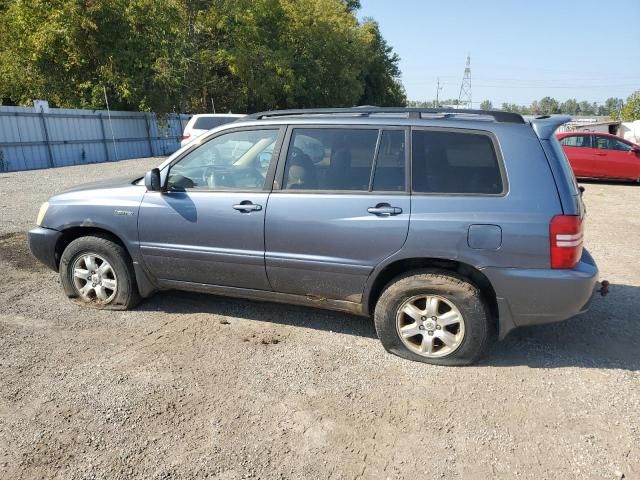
[559,135,592,148]
[412,130,503,194]
[283,128,405,191]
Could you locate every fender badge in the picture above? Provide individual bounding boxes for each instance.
[114,210,135,216]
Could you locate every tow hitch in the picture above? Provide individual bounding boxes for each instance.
[599,280,610,297]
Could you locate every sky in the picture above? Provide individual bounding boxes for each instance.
[358,0,640,107]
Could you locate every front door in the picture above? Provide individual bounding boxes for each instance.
[592,135,640,180]
[265,127,410,302]
[138,127,283,290]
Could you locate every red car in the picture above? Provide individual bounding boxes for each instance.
[557,132,640,182]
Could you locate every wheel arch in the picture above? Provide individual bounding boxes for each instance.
[365,257,499,329]
[54,226,157,298]
[54,226,130,269]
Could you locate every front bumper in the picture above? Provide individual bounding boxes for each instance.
[27,226,62,271]
[483,249,599,338]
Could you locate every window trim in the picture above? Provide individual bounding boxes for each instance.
[162,125,286,193]
[272,124,410,195]
[410,126,509,197]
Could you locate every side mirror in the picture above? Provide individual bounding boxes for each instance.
[144,168,163,192]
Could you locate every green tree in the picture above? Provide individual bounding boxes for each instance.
[604,97,624,118]
[577,101,595,115]
[357,19,406,106]
[479,100,493,110]
[620,90,640,121]
[0,0,186,113]
[538,97,560,115]
[560,98,579,115]
[0,0,406,114]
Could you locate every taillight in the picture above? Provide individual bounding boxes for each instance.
[182,132,190,140]
[550,215,583,269]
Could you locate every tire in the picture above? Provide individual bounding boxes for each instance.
[374,270,493,366]
[59,234,140,310]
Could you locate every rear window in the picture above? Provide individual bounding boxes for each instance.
[411,130,503,194]
[192,116,238,130]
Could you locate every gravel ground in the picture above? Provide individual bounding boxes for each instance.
[0,158,638,480]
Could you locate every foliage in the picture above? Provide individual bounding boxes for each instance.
[357,19,406,107]
[479,100,492,110]
[411,95,629,118]
[407,99,461,108]
[0,0,405,114]
[0,0,186,113]
[620,91,640,121]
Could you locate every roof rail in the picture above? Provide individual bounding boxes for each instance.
[246,107,526,124]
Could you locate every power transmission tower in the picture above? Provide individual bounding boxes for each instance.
[435,77,443,107]
[458,55,472,109]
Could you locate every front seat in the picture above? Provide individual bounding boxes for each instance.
[284,148,317,189]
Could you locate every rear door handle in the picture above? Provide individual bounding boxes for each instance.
[232,201,262,212]
[595,152,606,156]
[367,204,402,216]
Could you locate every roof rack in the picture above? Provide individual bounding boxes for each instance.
[246,107,525,124]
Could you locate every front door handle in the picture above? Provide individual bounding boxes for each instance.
[232,201,262,212]
[367,204,402,216]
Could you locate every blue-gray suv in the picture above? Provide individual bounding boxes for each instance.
[28,108,599,365]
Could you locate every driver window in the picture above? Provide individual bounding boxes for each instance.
[594,136,631,152]
[167,129,279,190]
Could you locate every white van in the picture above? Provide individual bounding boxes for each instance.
[181,114,245,148]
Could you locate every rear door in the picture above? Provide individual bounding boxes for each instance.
[264,126,410,302]
[558,134,595,177]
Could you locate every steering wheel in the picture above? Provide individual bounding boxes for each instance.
[202,166,265,189]
[237,167,266,188]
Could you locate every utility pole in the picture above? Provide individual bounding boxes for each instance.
[435,77,443,107]
[458,55,472,109]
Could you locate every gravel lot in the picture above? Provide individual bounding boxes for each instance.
[0,157,639,480]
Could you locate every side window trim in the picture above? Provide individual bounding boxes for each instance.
[409,126,508,197]
[367,130,383,192]
[585,135,593,148]
[272,124,409,194]
[162,125,286,193]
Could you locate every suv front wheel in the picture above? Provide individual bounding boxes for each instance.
[59,235,140,310]
[374,270,493,366]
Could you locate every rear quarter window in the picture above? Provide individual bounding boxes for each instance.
[411,129,504,194]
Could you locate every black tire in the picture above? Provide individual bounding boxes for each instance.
[374,270,493,366]
[59,234,140,310]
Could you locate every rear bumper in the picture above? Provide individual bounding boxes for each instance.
[483,249,599,337]
[27,226,61,271]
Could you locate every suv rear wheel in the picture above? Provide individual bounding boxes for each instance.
[374,270,493,365]
[59,235,140,310]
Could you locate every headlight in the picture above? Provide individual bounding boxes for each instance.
[36,202,49,226]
